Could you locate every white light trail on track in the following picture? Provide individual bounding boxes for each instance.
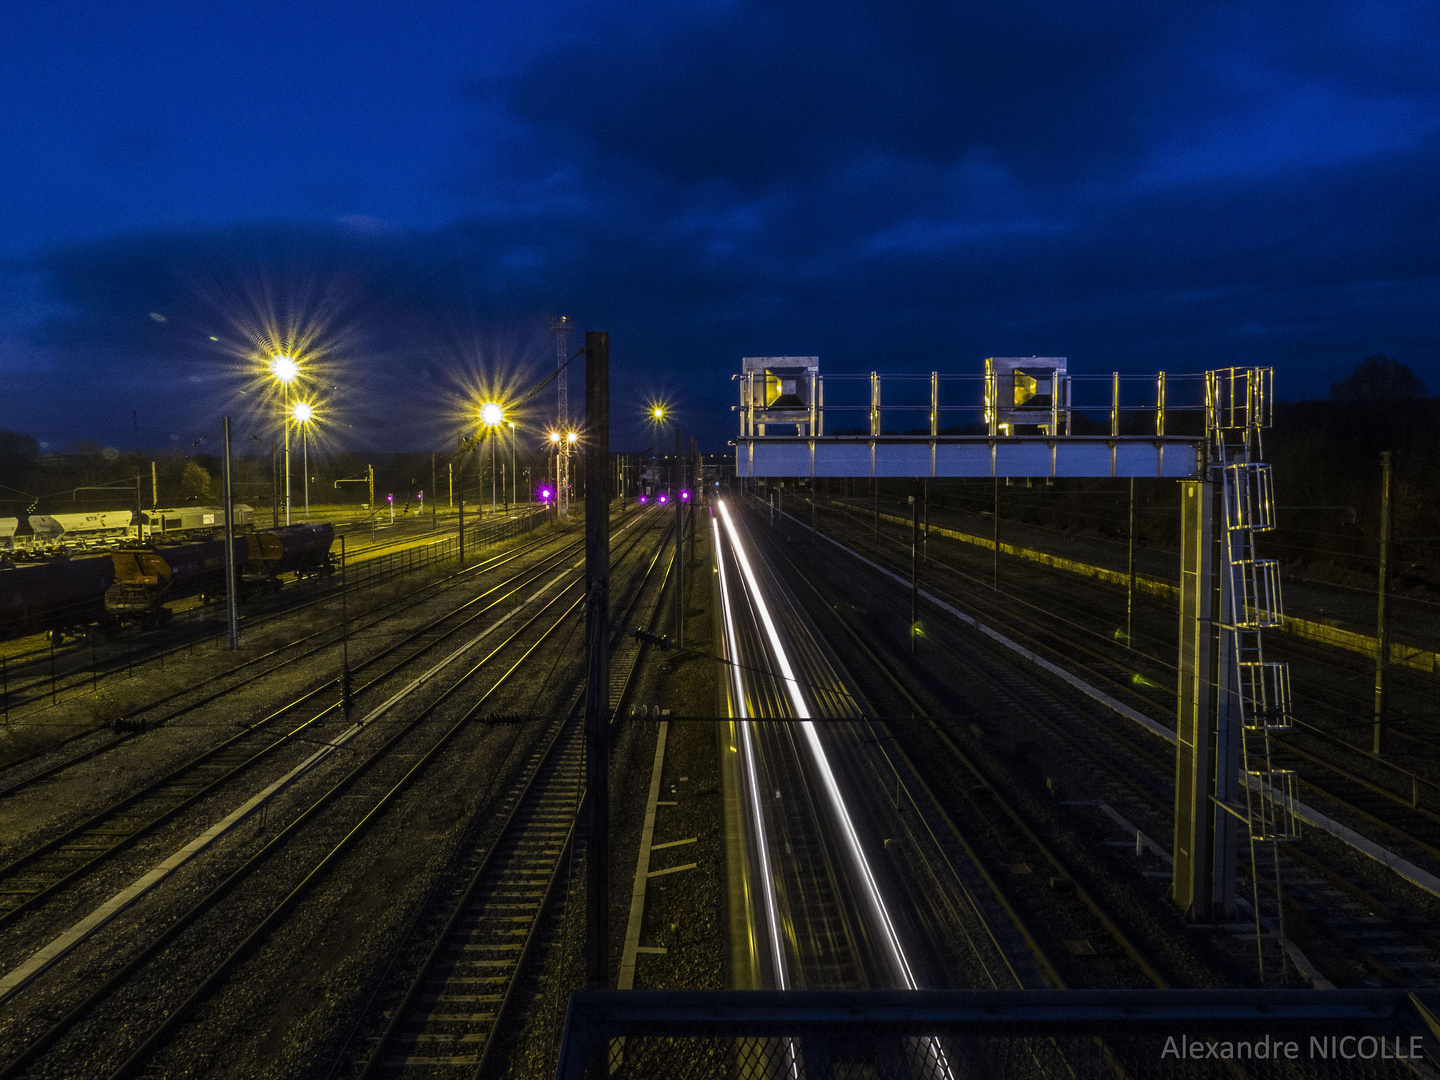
[716,500,919,990]
[714,512,790,993]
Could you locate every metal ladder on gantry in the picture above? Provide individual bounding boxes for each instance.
[1209,368,1300,983]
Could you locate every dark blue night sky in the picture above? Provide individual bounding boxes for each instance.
[1,1,1437,453]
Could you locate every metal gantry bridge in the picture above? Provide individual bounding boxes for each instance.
[732,356,1299,977]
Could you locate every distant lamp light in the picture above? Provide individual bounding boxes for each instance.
[651,405,665,421]
[480,402,503,427]
[566,431,578,445]
[291,401,314,424]
[549,431,561,444]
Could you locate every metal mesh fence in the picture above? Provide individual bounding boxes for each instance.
[559,991,1440,1080]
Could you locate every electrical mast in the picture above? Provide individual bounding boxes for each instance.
[550,315,573,519]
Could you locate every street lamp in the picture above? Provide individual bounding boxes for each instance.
[648,404,669,499]
[508,421,516,507]
[480,402,503,513]
[269,354,299,525]
[291,400,315,517]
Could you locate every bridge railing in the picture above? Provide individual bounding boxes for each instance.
[558,989,1440,1080]
[739,372,1211,440]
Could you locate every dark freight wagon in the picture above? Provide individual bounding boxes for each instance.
[107,538,247,627]
[0,523,336,644]
[243,523,335,587]
[0,556,117,641]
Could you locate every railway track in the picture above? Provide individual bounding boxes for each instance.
[714,498,1110,1000]
[0,510,543,716]
[0,521,570,802]
[332,515,679,1077]
[0,508,670,1079]
[360,718,583,1075]
[761,494,1440,989]
[0,524,632,928]
[739,496,1189,990]
[813,491,1440,871]
[803,497,1440,839]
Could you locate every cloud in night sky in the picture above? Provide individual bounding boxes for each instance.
[1,0,1437,450]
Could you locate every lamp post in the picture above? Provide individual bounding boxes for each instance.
[292,401,315,518]
[480,402,503,515]
[549,430,561,518]
[269,354,299,525]
[650,406,666,497]
[508,421,516,508]
[566,430,578,514]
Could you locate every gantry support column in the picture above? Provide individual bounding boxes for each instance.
[1173,477,1217,920]
[1212,547,1240,918]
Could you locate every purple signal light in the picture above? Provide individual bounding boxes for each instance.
[538,487,554,502]
[658,493,668,504]
[680,489,691,501]
[638,494,648,504]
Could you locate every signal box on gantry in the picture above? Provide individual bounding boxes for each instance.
[985,356,1070,436]
[741,356,819,436]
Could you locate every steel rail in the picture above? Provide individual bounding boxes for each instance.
[0,524,565,786]
[354,519,680,1077]
[100,513,673,1079]
[0,531,579,803]
[0,517,668,1080]
[747,499,1170,990]
[0,510,547,720]
[0,527,626,927]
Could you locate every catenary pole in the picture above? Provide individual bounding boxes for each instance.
[674,426,684,647]
[271,442,280,529]
[283,384,291,525]
[1373,451,1392,756]
[457,434,466,564]
[992,479,1000,591]
[583,330,611,991]
[1127,478,1137,648]
[910,494,919,653]
[221,418,239,650]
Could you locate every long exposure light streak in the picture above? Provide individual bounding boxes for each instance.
[719,499,954,1078]
[717,499,919,989]
[714,513,789,992]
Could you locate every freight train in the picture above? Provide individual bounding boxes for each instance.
[5,505,254,552]
[0,522,333,643]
